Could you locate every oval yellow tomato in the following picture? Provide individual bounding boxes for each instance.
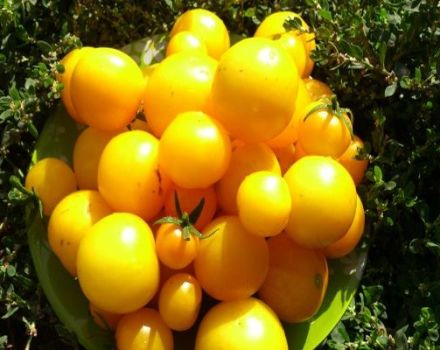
[284,156,357,248]
[210,37,299,142]
[166,31,207,56]
[158,273,202,331]
[338,135,369,186]
[194,216,269,301]
[195,298,288,350]
[303,77,334,101]
[25,157,77,216]
[98,130,169,220]
[116,308,173,350]
[143,52,217,137]
[170,9,230,59]
[77,213,159,314]
[237,171,291,237]
[159,111,231,189]
[70,48,145,131]
[216,142,281,214]
[48,190,112,276]
[259,233,328,322]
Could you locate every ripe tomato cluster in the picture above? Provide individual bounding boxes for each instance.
[25,8,369,350]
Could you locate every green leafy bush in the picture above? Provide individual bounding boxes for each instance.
[1,0,439,349]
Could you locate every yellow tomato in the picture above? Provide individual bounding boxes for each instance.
[48,190,112,276]
[255,11,315,77]
[210,37,299,142]
[284,156,357,248]
[25,157,77,216]
[266,78,312,148]
[73,127,123,190]
[237,171,291,237]
[303,77,334,101]
[158,273,202,331]
[143,52,217,137]
[57,47,94,124]
[259,233,329,322]
[338,135,369,186]
[159,111,231,189]
[116,308,173,350]
[166,31,207,56]
[70,48,145,131]
[323,195,365,258]
[194,216,269,301]
[98,130,169,220]
[272,144,297,174]
[89,303,122,331]
[170,9,230,59]
[195,298,288,350]
[216,142,281,214]
[297,101,352,158]
[77,213,159,314]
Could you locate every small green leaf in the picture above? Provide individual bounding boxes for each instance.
[373,165,383,183]
[6,265,16,277]
[385,83,397,97]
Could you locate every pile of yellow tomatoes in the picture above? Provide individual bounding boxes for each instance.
[25,8,369,350]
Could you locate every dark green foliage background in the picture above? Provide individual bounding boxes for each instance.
[1,0,439,349]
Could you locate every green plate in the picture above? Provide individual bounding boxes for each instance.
[27,35,367,350]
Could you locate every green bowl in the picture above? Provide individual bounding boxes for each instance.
[27,35,367,350]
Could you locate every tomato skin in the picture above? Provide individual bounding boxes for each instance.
[48,190,112,276]
[116,308,173,350]
[297,101,352,158]
[303,77,334,101]
[195,297,288,350]
[144,53,217,137]
[323,195,365,258]
[25,157,77,216]
[170,9,230,59]
[338,135,369,186]
[194,216,269,301]
[210,37,299,142]
[163,185,217,231]
[98,130,169,221]
[159,111,231,189]
[284,156,357,248]
[159,273,202,331]
[70,48,145,131]
[216,142,281,214]
[237,171,291,237]
[166,31,207,56]
[77,213,159,314]
[258,233,328,323]
[155,223,200,270]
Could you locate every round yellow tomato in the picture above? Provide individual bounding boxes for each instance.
[158,273,202,331]
[170,9,230,59]
[70,48,145,131]
[116,308,173,350]
[255,11,315,77]
[25,157,77,216]
[48,190,112,276]
[98,130,169,220]
[195,298,288,350]
[338,135,369,186]
[89,303,122,331]
[57,47,94,124]
[297,101,352,158]
[266,78,312,148]
[272,144,297,174]
[284,156,357,248]
[144,52,217,137]
[237,171,291,237]
[258,233,328,322]
[210,37,299,142]
[166,31,207,57]
[323,195,365,258]
[159,111,231,189]
[77,213,159,314]
[155,223,200,270]
[73,127,123,190]
[303,77,334,101]
[216,142,281,214]
[194,216,269,301]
